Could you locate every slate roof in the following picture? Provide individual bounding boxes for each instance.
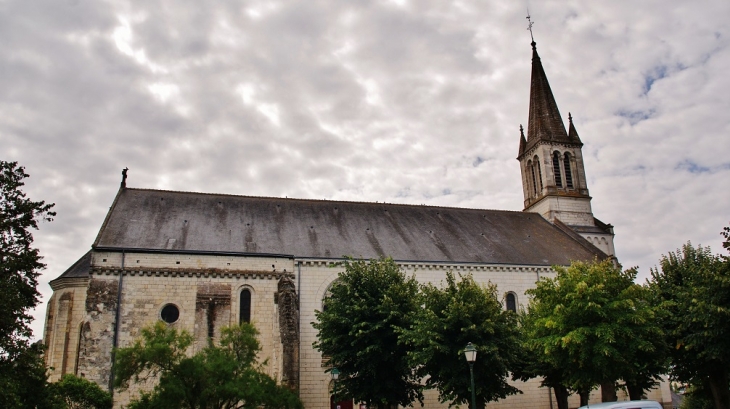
[51,250,92,281]
[91,188,607,266]
[521,42,582,156]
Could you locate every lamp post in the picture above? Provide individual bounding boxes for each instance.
[464,343,477,409]
[331,368,340,409]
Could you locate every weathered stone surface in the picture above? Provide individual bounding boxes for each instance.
[195,283,231,348]
[78,278,119,387]
[278,276,299,391]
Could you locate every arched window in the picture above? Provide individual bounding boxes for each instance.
[240,289,251,323]
[534,156,543,191]
[564,153,573,189]
[528,160,537,196]
[553,151,563,188]
[74,322,85,375]
[506,293,517,312]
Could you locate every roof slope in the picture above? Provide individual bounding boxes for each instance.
[51,251,92,282]
[524,42,576,154]
[93,188,606,266]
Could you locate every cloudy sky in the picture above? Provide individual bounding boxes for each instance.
[2,0,729,340]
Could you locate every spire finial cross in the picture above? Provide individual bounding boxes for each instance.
[526,10,535,43]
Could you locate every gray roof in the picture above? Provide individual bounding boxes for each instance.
[51,250,92,281]
[91,188,606,266]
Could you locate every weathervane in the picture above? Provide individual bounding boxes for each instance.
[526,10,535,42]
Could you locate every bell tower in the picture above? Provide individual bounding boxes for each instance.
[517,39,616,258]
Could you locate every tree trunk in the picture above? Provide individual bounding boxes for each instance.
[626,382,645,401]
[553,384,570,409]
[708,368,730,409]
[600,382,617,402]
[579,390,590,407]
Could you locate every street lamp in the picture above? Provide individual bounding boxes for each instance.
[331,368,340,408]
[464,343,477,409]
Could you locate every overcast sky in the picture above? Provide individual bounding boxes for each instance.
[2,0,729,340]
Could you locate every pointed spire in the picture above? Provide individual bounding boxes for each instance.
[526,41,571,151]
[518,124,527,156]
[568,112,583,144]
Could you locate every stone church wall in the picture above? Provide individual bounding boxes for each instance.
[44,280,89,382]
[46,252,669,409]
[528,196,595,227]
[55,251,296,408]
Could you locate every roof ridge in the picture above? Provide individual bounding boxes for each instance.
[92,186,125,247]
[120,187,530,215]
[552,218,609,259]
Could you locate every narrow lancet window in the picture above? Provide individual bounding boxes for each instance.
[553,152,563,188]
[529,161,537,196]
[506,293,517,312]
[564,153,573,188]
[534,156,543,191]
[240,289,251,323]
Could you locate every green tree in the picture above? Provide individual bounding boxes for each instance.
[679,378,730,409]
[312,257,422,409]
[49,374,112,409]
[515,311,574,409]
[0,341,56,409]
[523,259,666,407]
[0,161,56,407]
[114,322,302,409]
[650,242,730,409]
[401,272,521,409]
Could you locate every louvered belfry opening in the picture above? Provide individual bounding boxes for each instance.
[553,152,563,188]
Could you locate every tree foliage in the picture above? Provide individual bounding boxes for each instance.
[0,341,55,408]
[114,322,302,409]
[514,311,573,409]
[650,241,730,409]
[401,272,521,409]
[522,259,667,407]
[50,374,113,409]
[312,257,422,409]
[0,161,55,406]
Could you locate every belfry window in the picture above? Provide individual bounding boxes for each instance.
[553,152,563,188]
[564,153,573,189]
[529,161,537,196]
[534,156,543,191]
[506,293,517,312]
[240,289,251,323]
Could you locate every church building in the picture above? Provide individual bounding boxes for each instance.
[42,40,670,408]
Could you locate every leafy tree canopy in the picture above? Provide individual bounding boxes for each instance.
[402,272,521,409]
[523,259,666,406]
[0,161,55,406]
[313,257,422,409]
[0,341,55,408]
[114,322,302,409]
[50,374,113,409]
[650,241,730,409]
